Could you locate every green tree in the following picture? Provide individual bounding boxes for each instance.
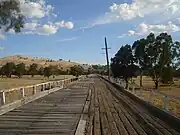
[145,33,180,88]
[70,65,84,77]
[49,65,59,78]
[132,36,153,87]
[0,0,24,32]
[161,66,174,84]
[28,63,38,77]
[2,62,16,78]
[43,66,53,78]
[0,66,5,77]
[174,68,180,78]
[15,63,26,78]
[111,44,139,88]
[38,67,44,76]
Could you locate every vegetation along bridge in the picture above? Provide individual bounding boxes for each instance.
[0,75,179,135]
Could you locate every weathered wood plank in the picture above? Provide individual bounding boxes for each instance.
[0,81,90,135]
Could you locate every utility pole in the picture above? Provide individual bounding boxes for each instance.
[102,37,111,80]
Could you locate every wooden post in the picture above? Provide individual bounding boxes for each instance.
[148,90,153,104]
[58,81,60,87]
[20,88,25,98]
[41,84,45,91]
[140,87,143,97]
[127,84,129,91]
[2,92,5,105]
[164,95,169,112]
[132,85,135,94]
[123,81,126,89]
[64,80,65,88]
[49,83,51,89]
[0,92,6,105]
[33,86,36,95]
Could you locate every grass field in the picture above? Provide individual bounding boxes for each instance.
[133,76,180,96]
[133,76,180,117]
[0,75,74,90]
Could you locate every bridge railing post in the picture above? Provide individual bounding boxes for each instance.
[148,89,153,104]
[139,87,143,97]
[20,88,25,98]
[132,84,135,94]
[164,95,169,112]
[0,92,6,105]
[127,84,130,91]
[33,85,36,95]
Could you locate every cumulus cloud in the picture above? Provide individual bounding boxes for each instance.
[119,21,180,38]
[24,22,38,30]
[0,0,75,37]
[133,22,180,35]
[18,0,74,35]
[36,24,57,35]
[8,29,15,34]
[55,21,74,29]
[19,0,54,19]
[64,22,74,29]
[23,20,74,35]
[0,30,5,40]
[94,0,180,25]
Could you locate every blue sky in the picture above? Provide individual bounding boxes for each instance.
[1,0,180,64]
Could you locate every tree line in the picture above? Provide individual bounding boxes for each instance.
[111,33,180,89]
[0,63,85,78]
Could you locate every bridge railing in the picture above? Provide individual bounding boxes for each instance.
[0,77,79,107]
[100,76,180,116]
[112,77,180,117]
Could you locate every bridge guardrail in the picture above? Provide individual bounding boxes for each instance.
[0,77,79,107]
[110,77,180,117]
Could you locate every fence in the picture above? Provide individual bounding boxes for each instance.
[0,77,79,107]
[110,77,180,117]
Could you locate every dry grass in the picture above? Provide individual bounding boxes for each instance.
[0,55,79,71]
[0,75,74,90]
[133,76,180,96]
[0,75,74,105]
[133,76,180,117]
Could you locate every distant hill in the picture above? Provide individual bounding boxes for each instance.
[0,55,80,71]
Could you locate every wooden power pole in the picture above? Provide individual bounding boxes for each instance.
[102,37,111,80]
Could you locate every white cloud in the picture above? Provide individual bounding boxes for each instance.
[19,0,54,19]
[122,22,180,37]
[55,21,74,29]
[24,22,39,30]
[0,0,75,38]
[65,22,74,29]
[23,23,57,35]
[36,24,57,35]
[128,30,136,35]
[57,37,78,42]
[93,0,180,25]
[118,30,136,38]
[0,31,5,40]
[8,29,15,34]
[117,34,126,38]
[23,21,74,35]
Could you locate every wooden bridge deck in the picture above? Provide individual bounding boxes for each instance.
[86,77,180,135]
[0,76,179,135]
[0,82,89,135]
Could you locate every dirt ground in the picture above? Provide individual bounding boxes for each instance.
[0,75,74,90]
